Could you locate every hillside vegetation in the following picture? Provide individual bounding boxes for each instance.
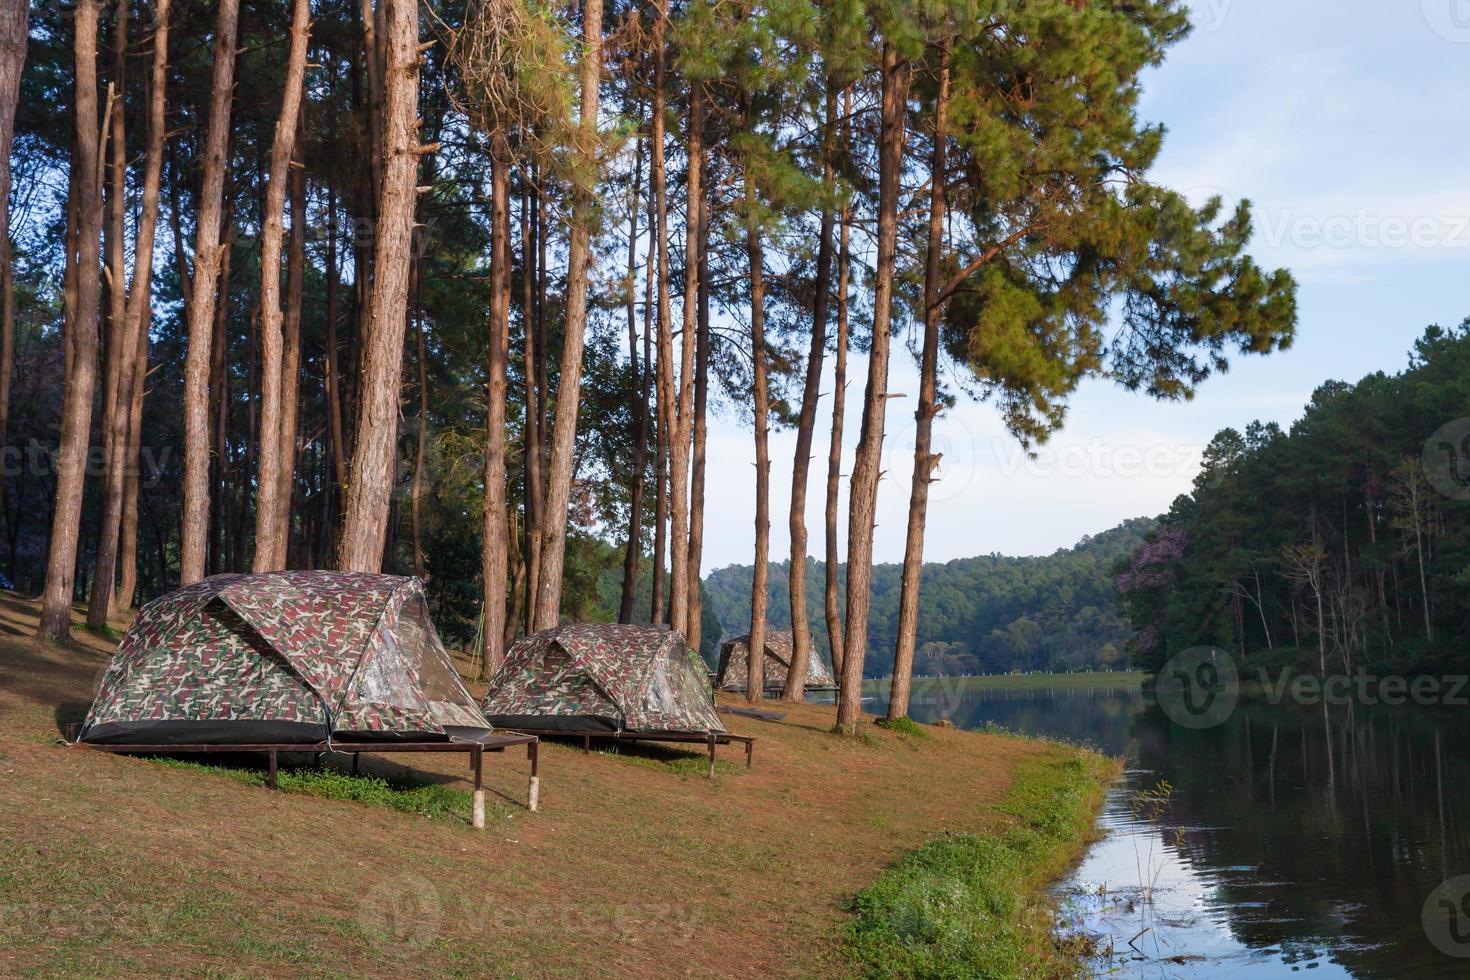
[704,519,1153,677]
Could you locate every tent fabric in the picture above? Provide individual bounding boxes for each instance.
[481,624,725,735]
[80,571,492,745]
[716,630,836,692]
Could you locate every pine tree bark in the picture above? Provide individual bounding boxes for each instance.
[410,267,427,579]
[88,0,171,627]
[39,0,105,640]
[337,0,423,572]
[745,178,769,702]
[649,13,689,638]
[532,0,602,627]
[115,305,148,610]
[179,0,241,585]
[253,0,311,573]
[274,111,308,565]
[670,80,702,640]
[685,181,711,654]
[824,85,853,681]
[519,172,541,626]
[480,132,512,675]
[889,44,949,722]
[0,0,27,527]
[836,46,911,732]
[98,0,126,506]
[783,83,838,701]
[617,125,647,624]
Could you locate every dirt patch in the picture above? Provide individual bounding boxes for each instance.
[0,596,1073,977]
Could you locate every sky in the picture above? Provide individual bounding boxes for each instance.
[692,0,1470,575]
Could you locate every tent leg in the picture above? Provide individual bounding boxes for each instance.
[351,752,359,776]
[746,739,754,768]
[707,735,716,779]
[582,734,590,753]
[527,741,540,813]
[267,749,278,790]
[472,745,485,830]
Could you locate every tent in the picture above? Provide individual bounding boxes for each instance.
[481,624,725,735]
[79,571,495,745]
[716,630,836,692]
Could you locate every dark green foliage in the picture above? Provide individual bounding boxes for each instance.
[874,715,927,738]
[1121,323,1470,676]
[704,519,1153,676]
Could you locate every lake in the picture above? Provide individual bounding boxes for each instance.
[868,676,1470,978]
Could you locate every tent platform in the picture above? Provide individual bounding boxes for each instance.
[75,734,541,826]
[501,728,753,777]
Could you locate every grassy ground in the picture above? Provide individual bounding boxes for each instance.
[0,593,1114,977]
[867,671,1147,694]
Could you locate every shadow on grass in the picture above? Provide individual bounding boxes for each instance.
[532,734,746,776]
[144,753,517,826]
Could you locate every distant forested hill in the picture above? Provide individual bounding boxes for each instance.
[701,518,1154,677]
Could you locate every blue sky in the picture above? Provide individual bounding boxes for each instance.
[695,0,1470,574]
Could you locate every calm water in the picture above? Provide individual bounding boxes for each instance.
[869,679,1470,978]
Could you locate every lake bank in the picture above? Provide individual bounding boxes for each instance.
[0,593,1112,978]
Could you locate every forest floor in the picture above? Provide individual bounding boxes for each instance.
[0,592,1112,978]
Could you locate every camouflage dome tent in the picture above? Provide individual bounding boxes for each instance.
[79,571,495,745]
[716,630,836,693]
[482,624,724,734]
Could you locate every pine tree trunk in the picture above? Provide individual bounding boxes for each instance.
[88,0,127,627]
[410,264,427,579]
[649,14,689,639]
[888,44,949,722]
[98,0,126,518]
[532,0,602,627]
[274,111,308,565]
[783,83,838,701]
[671,81,703,641]
[89,0,171,625]
[0,0,26,533]
[253,0,311,573]
[179,0,241,585]
[824,86,853,681]
[685,183,711,655]
[519,173,541,626]
[480,132,512,675]
[115,306,148,609]
[650,355,667,623]
[617,124,647,625]
[39,0,105,641]
[746,179,769,703]
[207,206,233,575]
[324,185,348,491]
[836,46,911,733]
[337,0,423,572]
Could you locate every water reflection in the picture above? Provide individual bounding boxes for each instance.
[875,680,1470,977]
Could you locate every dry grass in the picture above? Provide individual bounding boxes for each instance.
[0,592,1099,977]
